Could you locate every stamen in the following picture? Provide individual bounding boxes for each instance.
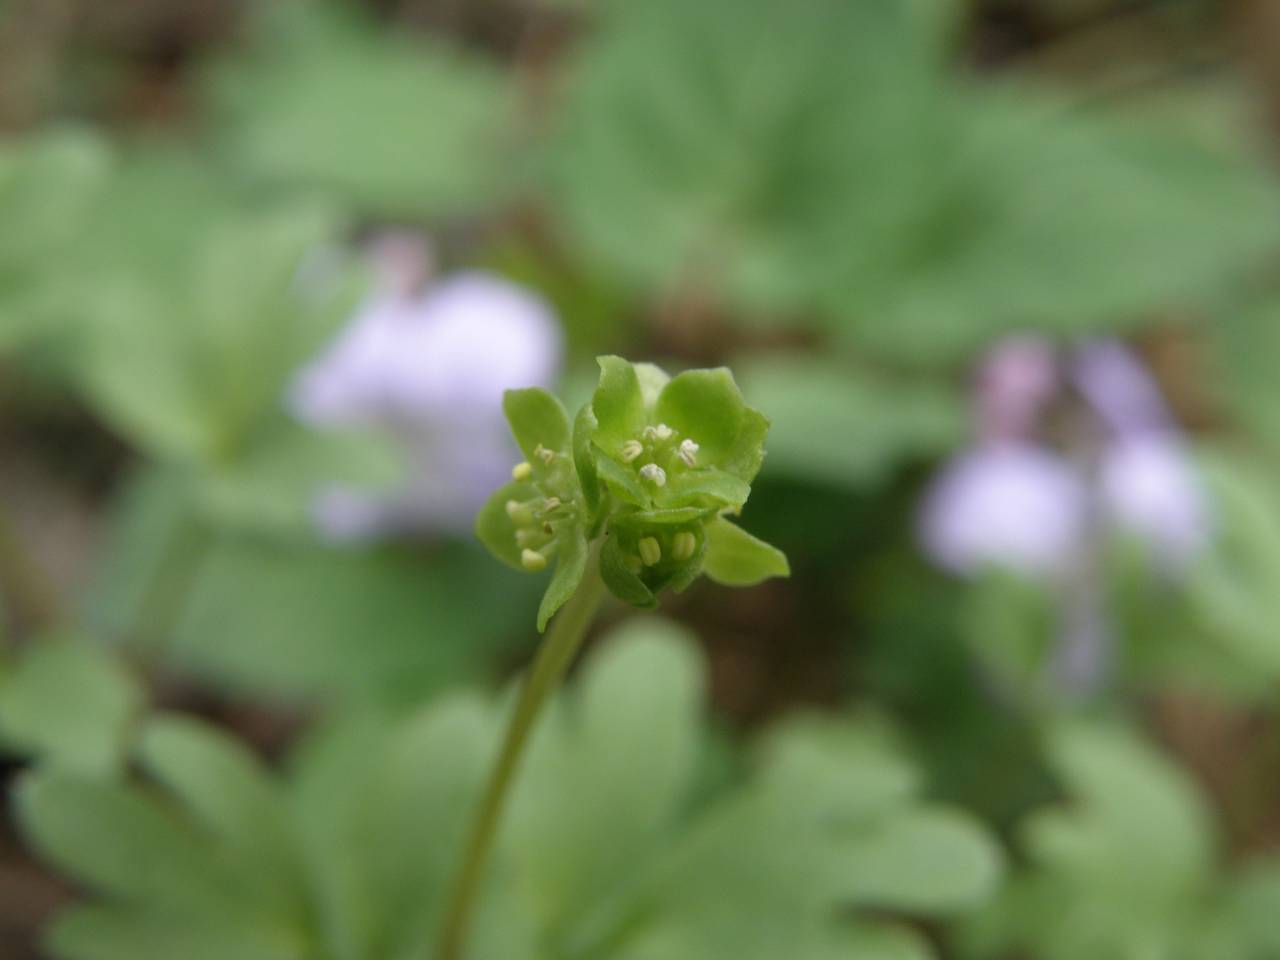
[678,438,699,467]
[671,531,697,561]
[653,423,674,441]
[512,461,533,481]
[521,549,548,572]
[638,537,661,566]
[506,500,535,526]
[639,463,667,487]
[621,439,644,463]
[543,497,562,512]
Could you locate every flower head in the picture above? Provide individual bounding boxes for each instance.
[475,356,788,630]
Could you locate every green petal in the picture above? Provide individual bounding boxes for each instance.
[702,517,790,586]
[600,533,657,609]
[537,520,589,632]
[593,444,650,507]
[475,479,538,569]
[592,356,647,450]
[654,367,746,463]
[610,506,707,529]
[719,407,771,485]
[573,403,602,518]
[503,387,571,460]
[633,362,671,407]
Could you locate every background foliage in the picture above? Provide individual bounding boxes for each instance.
[2,0,1280,957]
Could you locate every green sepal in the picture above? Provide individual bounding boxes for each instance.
[573,403,602,518]
[537,520,589,632]
[592,443,650,507]
[654,367,746,463]
[475,479,539,570]
[591,356,647,451]
[702,516,790,586]
[661,468,751,510]
[600,532,657,609]
[503,387,571,460]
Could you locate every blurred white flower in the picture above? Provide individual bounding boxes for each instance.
[289,235,562,539]
[919,442,1087,578]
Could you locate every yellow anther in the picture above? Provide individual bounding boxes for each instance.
[512,461,533,481]
[671,531,697,561]
[506,500,535,526]
[521,548,548,572]
[638,537,661,566]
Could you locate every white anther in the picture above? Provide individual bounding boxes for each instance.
[654,423,674,441]
[535,444,556,465]
[543,497,562,512]
[678,438,699,467]
[621,439,644,463]
[639,463,667,487]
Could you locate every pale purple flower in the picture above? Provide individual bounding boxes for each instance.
[919,334,1214,700]
[289,237,562,539]
[1072,339,1172,435]
[976,335,1060,442]
[919,442,1087,578]
[1098,433,1211,569]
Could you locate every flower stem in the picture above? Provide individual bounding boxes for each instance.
[435,542,606,960]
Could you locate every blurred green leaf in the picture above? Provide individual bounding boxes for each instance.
[23,620,1000,960]
[737,358,965,489]
[0,129,111,351]
[550,0,1280,362]
[963,719,1227,960]
[210,0,511,217]
[138,716,306,924]
[0,639,142,776]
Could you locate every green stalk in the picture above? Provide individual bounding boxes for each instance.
[435,543,606,960]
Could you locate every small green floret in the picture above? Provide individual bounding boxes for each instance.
[476,357,788,630]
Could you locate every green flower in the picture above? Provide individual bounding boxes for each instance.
[477,356,788,630]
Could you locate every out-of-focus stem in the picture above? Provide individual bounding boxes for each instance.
[0,500,61,638]
[435,542,606,960]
